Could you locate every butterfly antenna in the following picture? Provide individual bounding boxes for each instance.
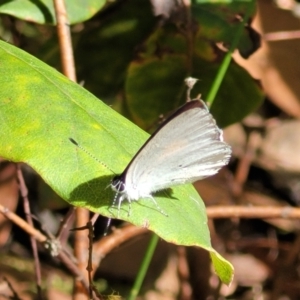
[104,184,122,236]
[69,138,115,174]
[70,138,118,236]
[103,217,112,236]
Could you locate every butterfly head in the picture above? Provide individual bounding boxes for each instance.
[111,175,126,193]
[111,173,145,201]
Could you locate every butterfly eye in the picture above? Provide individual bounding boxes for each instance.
[111,176,126,193]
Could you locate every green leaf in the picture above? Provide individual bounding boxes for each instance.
[0,40,233,284]
[75,0,156,100]
[125,55,188,129]
[210,251,234,285]
[125,32,263,129]
[192,55,264,128]
[0,0,105,25]
[192,1,259,57]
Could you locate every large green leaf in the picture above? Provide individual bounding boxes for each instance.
[0,0,105,25]
[0,41,233,284]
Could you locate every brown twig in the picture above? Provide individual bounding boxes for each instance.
[56,249,93,297]
[16,164,43,299]
[264,30,300,41]
[56,206,75,243]
[206,205,300,219]
[2,276,21,300]
[92,224,148,276]
[74,207,91,299]
[0,203,47,242]
[90,213,100,226]
[177,247,192,300]
[3,201,300,236]
[53,0,77,81]
[72,221,97,299]
[232,131,261,198]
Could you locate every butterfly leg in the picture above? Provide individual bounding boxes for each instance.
[108,191,119,214]
[105,193,120,236]
[127,199,132,217]
[148,196,168,217]
[117,194,125,218]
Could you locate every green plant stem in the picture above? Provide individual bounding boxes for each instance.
[206,3,254,107]
[128,233,159,300]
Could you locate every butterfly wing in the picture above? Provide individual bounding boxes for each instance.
[122,100,231,199]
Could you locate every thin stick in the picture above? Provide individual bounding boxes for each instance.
[206,206,300,219]
[3,277,21,300]
[16,164,43,299]
[53,0,77,81]
[0,203,47,242]
[74,207,90,298]
[56,206,75,243]
[264,30,300,41]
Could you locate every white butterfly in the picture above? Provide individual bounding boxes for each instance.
[111,99,231,214]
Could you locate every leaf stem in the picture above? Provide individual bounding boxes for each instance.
[128,233,159,300]
[206,3,254,107]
